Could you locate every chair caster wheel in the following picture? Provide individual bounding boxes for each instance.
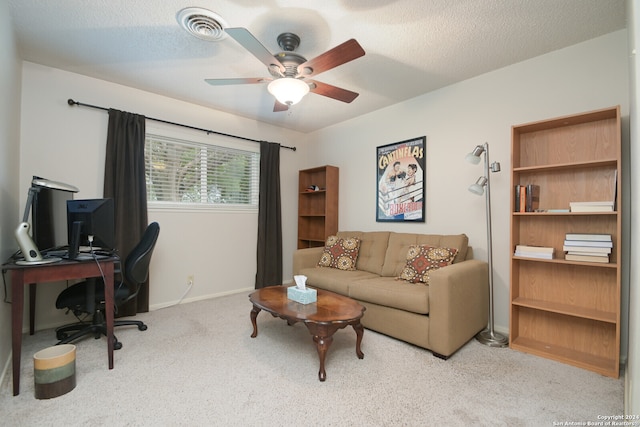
[114,341,123,350]
[139,324,148,331]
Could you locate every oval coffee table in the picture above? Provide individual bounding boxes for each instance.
[249,285,365,381]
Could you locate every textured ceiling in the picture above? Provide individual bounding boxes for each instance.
[8,0,627,133]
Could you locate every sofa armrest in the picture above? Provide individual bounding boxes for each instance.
[427,259,489,357]
[292,247,324,274]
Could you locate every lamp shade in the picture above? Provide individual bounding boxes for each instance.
[465,152,481,164]
[468,176,487,195]
[267,78,310,105]
[465,145,485,164]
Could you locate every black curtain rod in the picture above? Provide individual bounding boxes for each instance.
[67,98,296,151]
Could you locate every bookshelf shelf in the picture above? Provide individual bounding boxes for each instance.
[512,256,618,268]
[510,337,617,378]
[513,211,617,216]
[512,297,617,323]
[509,106,622,378]
[513,159,617,173]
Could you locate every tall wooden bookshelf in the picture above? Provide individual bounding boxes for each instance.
[509,106,622,378]
[297,166,339,249]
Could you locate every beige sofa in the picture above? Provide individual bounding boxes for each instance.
[293,231,488,359]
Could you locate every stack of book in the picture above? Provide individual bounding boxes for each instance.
[563,233,612,263]
[569,201,614,212]
[514,244,554,259]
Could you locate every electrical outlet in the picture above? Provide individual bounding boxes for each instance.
[187,275,194,286]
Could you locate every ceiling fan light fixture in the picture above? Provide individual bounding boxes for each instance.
[176,7,229,42]
[267,78,310,106]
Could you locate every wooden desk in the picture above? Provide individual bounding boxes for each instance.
[4,257,116,396]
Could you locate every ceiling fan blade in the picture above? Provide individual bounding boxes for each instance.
[225,27,285,74]
[205,77,271,86]
[273,101,289,112]
[297,39,365,77]
[308,80,359,103]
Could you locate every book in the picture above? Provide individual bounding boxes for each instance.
[515,245,554,254]
[569,201,614,212]
[563,245,611,254]
[514,251,553,260]
[566,250,611,256]
[525,184,540,212]
[565,233,612,241]
[563,240,613,248]
[514,184,541,212]
[565,253,610,263]
[569,201,615,207]
[570,205,614,212]
[546,208,570,213]
[612,169,618,211]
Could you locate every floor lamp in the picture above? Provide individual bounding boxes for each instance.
[465,142,509,347]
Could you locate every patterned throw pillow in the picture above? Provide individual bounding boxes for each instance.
[317,236,361,271]
[398,245,458,284]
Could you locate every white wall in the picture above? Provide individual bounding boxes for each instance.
[0,0,23,385]
[305,31,630,343]
[626,0,640,414]
[18,62,307,330]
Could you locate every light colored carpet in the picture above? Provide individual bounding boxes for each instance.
[2,291,623,426]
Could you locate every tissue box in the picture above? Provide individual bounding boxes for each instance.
[287,286,317,304]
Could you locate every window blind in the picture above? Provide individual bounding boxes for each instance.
[145,134,259,209]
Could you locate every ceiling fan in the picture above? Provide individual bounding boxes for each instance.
[205,28,366,112]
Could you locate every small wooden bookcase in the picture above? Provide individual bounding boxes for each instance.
[509,106,621,378]
[297,166,339,249]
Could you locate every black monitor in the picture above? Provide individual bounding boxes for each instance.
[66,198,115,258]
[32,181,75,251]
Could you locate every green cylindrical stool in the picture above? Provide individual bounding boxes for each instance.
[33,344,76,399]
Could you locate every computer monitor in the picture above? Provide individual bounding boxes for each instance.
[32,183,75,251]
[66,198,115,258]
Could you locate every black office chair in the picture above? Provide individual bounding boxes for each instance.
[55,222,160,350]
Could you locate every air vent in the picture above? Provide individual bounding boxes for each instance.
[176,7,228,42]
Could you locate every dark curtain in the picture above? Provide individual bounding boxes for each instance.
[255,141,282,288]
[103,109,149,315]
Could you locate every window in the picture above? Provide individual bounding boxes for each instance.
[145,133,259,210]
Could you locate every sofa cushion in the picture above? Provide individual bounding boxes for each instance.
[336,231,390,275]
[317,236,361,271]
[348,276,429,314]
[381,233,469,277]
[298,267,379,295]
[398,245,458,284]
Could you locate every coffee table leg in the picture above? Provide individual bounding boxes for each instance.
[306,323,342,382]
[353,321,365,359]
[250,306,261,338]
[312,335,333,382]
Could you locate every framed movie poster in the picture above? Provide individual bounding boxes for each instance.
[376,136,426,222]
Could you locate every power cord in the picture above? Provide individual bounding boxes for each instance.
[176,278,193,305]
[87,234,123,314]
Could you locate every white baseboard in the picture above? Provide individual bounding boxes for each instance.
[150,287,255,311]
